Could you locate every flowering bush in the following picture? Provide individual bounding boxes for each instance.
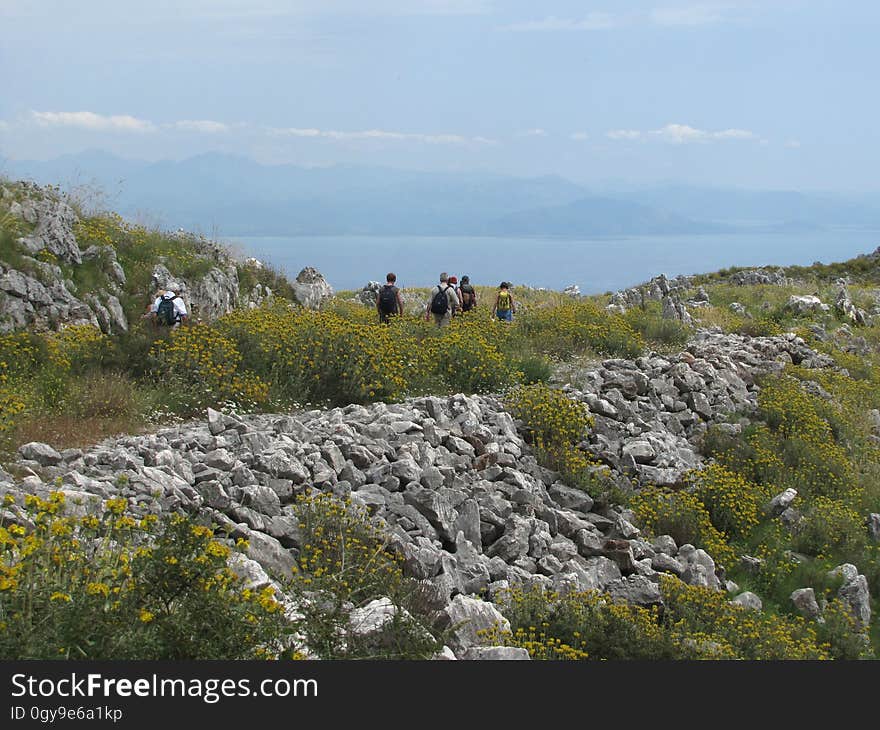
[515,299,644,359]
[0,492,292,659]
[659,577,830,660]
[285,490,439,660]
[686,464,768,541]
[489,577,835,660]
[506,383,612,497]
[630,486,736,570]
[149,323,270,412]
[488,585,665,660]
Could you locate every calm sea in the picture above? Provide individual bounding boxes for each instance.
[226,230,880,295]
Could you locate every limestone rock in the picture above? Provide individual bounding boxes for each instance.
[460,647,530,660]
[292,267,333,310]
[18,442,62,466]
[434,595,510,655]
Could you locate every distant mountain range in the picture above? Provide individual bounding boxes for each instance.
[3,150,880,237]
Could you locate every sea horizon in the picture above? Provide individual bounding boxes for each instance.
[227,228,880,295]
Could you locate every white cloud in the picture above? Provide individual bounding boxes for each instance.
[0,120,9,132]
[570,132,589,141]
[271,126,495,145]
[171,119,231,133]
[606,123,755,144]
[520,128,548,137]
[22,111,496,147]
[32,110,156,133]
[713,128,755,140]
[649,123,709,143]
[648,123,754,143]
[606,129,643,141]
[501,13,619,32]
[785,139,802,148]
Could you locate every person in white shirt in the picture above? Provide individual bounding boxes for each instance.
[150,290,188,327]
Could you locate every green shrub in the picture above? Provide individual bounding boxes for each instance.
[489,578,836,660]
[62,372,142,420]
[0,493,293,659]
[686,464,768,541]
[505,383,612,498]
[515,300,644,359]
[285,491,439,660]
[631,486,736,569]
[659,577,830,660]
[790,497,865,557]
[488,585,668,660]
[513,354,553,385]
[815,598,874,659]
[624,303,690,348]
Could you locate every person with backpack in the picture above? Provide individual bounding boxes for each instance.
[491,281,515,322]
[152,289,188,327]
[446,276,461,315]
[458,275,477,313]
[376,272,404,324]
[425,272,458,327]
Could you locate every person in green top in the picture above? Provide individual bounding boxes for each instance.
[492,281,516,322]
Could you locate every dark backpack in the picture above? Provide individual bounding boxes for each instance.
[378,285,398,315]
[460,285,475,311]
[430,285,450,315]
[156,297,177,326]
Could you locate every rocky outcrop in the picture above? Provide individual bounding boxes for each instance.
[829,564,872,627]
[728,268,791,286]
[1,181,330,331]
[292,267,333,310]
[358,281,382,306]
[607,274,693,313]
[12,183,82,265]
[152,263,243,323]
[786,295,830,315]
[561,330,834,486]
[0,391,717,656]
[834,283,868,325]
[354,281,428,316]
[0,261,101,333]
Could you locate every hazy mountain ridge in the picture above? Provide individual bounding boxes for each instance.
[5,150,880,237]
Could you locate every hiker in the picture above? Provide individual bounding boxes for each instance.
[151,289,188,327]
[447,276,461,315]
[458,275,477,313]
[376,272,405,324]
[491,281,515,322]
[425,272,458,327]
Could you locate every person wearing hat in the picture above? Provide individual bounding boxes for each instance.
[447,275,462,313]
[151,289,189,327]
[491,281,516,323]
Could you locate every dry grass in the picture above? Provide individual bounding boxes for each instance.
[9,414,149,452]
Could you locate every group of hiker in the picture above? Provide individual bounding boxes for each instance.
[376,272,516,326]
[142,273,516,330]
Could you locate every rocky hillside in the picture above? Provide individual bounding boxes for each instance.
[1,178,879,660]
[0,180,333,335]
[2,328,874,659]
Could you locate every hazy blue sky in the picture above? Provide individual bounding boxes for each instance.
[1,1,877,190]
